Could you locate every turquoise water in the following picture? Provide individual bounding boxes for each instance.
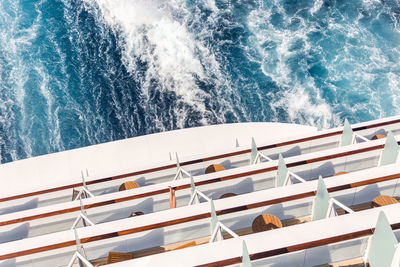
[0,0,399,163]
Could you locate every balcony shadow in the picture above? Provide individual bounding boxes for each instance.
[0,198,38,215]
[266,146,302,161]
[0,223,30,243]
[96,197,154,224]
[0,258,16,267]
[206,178,254,200]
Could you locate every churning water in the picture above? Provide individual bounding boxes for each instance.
[0,0,399,163]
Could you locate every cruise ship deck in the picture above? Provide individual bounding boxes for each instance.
[1,116,400,267]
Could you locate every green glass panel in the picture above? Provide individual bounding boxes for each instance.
[242,240,252,267]
[379,131,399,166]
[276,154,288,187]
[340,119,354,146]
[236,138,240,148]
[251,137,257,164]
[210,200,219,234]
[368,211,398,267]
[312,176,330,221]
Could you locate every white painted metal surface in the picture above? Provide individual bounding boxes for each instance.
[102,204,400,267]
[2,115,399,204]
[1,125,395,217]
[0,122,317,200]
[2,163,400,263]
[1,143,399,242]
[1,116,400,267]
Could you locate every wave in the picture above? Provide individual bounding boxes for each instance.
[246,0,400,127]
[87,0,243,128]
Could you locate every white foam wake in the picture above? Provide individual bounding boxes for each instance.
[247,4,339,128]
[87,0,238,128]
[0,0,41,160]
[246,0,400,128]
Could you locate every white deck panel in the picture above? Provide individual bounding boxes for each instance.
[110,204,400,267]
[0,159,396,227]
[1,115,399,201]
[1,115,399,213]
[0,123,317,199]
[2,163,400,256]
[1,116,400,266]
[0,130,391,215]
[0,140,398,241]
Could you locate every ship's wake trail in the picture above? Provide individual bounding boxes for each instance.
[89,0,244,129]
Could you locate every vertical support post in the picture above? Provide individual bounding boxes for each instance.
[81,170,88,199]
[190,175,199,204]
[79,198,87,227]
[176,152,183,180]
[74,229,84,267]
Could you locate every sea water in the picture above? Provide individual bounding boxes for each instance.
[0,0,399,163]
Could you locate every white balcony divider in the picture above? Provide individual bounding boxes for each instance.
[276,154,307,187]
[354,132,370,143]
[340,119,369,147]
[364,211,399,267]
[211,199,220,240]
[188,189,211,205]
[73,170,95,201]
[210,221,239,243]
[67,229,93,267]
[391,244,400,267]
[379,131,399,166]
[70,198,95,230]
[73,187,95,201]
[209,200,238,243]
[188,175,200,205]
[283,171,307,186]
[241,240,252,267]
[67,251,93,267]
[173,153,191,181]
[340,119,354,147]
[70,212,95,230]
[250,137,273,165]
[188,175,211,206]
[312,176,354,221]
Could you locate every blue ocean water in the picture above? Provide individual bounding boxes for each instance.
[0,0,399,163]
